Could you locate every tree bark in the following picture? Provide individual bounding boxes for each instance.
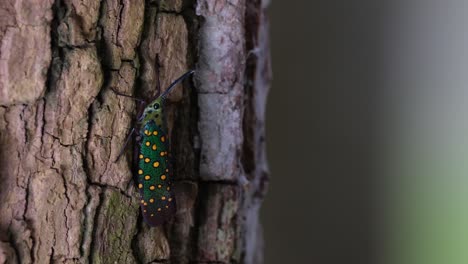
[0,0,270,263]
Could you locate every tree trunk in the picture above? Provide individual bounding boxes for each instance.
[0,0,271,263]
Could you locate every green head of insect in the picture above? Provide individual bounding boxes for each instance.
[139,97,164,126]
[138,70,194,127]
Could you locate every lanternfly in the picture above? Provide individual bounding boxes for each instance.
[114,70,194,226]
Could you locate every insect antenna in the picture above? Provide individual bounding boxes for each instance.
[159,70,195,100]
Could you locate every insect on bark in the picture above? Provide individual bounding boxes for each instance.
[113,70,194,226]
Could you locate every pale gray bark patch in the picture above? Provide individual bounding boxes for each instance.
[196,0,246,94]
[198,91,244,181]
[196,0,246,182]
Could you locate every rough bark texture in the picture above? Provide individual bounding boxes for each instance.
[0,0,270,263]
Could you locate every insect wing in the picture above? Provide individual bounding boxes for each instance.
[137,121,175,226]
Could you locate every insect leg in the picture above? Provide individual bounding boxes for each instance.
[110,87,146,103]
[114,127,135,162]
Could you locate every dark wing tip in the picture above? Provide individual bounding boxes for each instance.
[141,199,176,227]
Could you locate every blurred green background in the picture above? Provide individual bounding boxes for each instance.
[263,0,468,263]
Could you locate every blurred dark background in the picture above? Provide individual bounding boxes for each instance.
[263,1,385,263]
[263,0,468,263]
